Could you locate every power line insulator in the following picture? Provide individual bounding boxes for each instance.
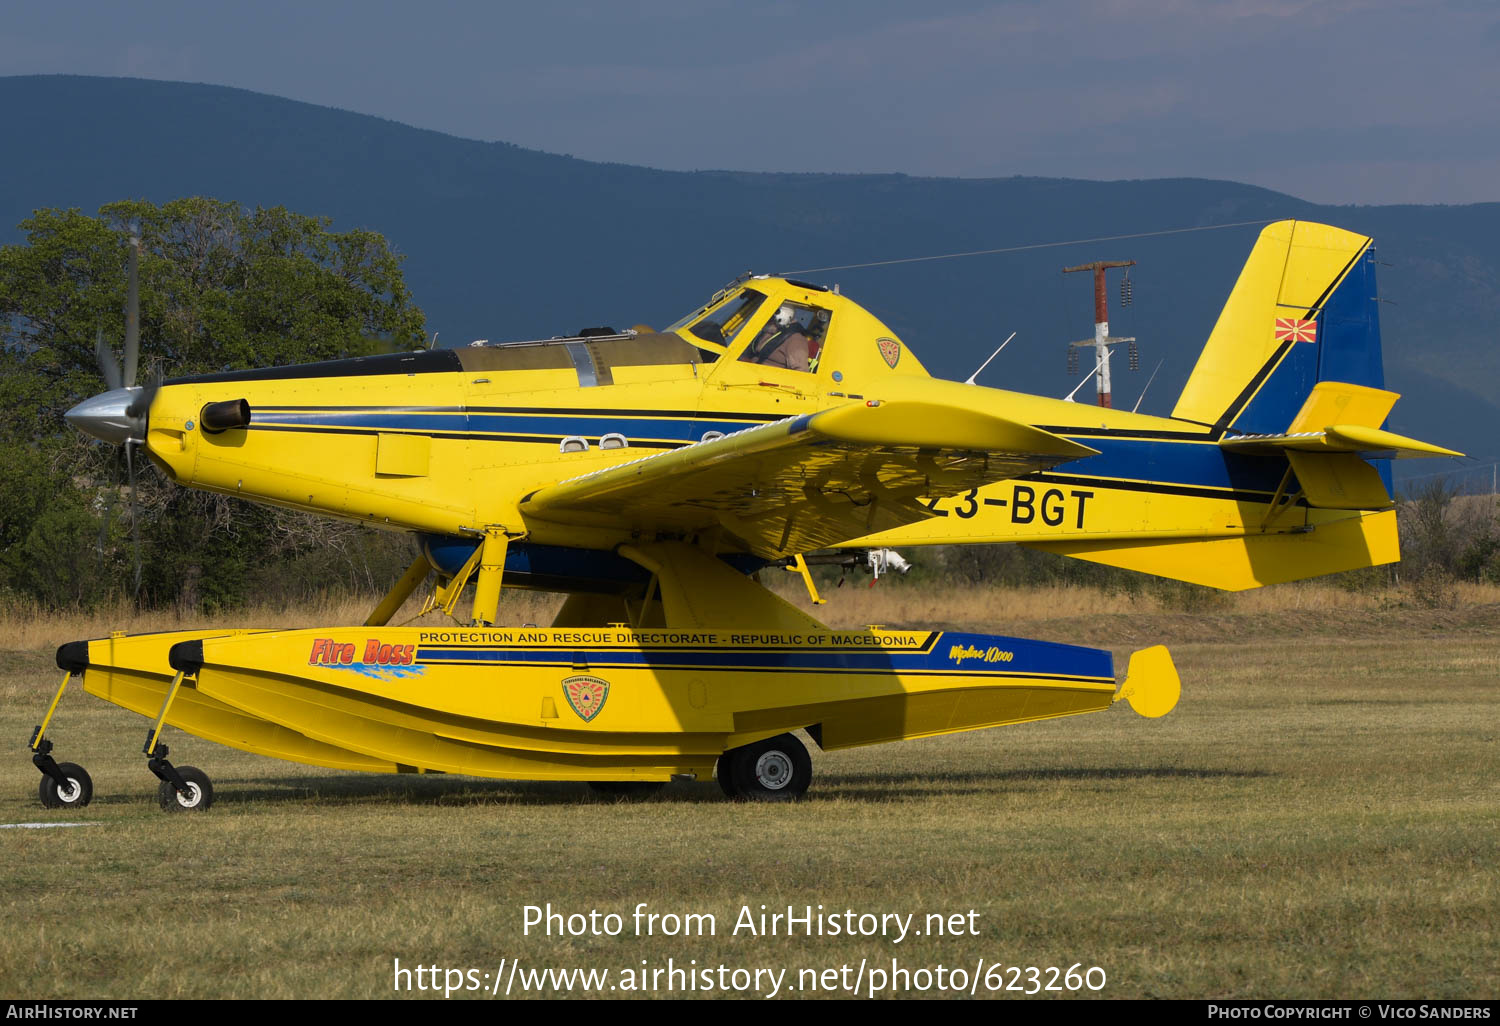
[1067,347,1078,375]
[1120,272,1133,307]
[1128,339,1140,371]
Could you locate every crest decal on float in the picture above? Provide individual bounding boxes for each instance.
[877,337,901,368]
[561,674,610,722]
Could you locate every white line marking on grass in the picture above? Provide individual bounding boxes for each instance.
[0,822,103,829]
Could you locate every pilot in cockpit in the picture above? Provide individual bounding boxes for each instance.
[741,303,827,374]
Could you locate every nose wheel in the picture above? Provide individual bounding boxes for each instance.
[137,667,214,812]
[156,763,213,812]
[144,739,215,813]
[34,744,93,810]
[30,651,216,813]
[29,668,94,810]
[716,732,812,801]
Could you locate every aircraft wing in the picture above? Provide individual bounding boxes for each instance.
[519,401,1098,557]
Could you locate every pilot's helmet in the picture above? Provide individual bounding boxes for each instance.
[773,305,798,328]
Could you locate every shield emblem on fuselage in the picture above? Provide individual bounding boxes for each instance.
[877,336,901,368]
[562,674,610,722]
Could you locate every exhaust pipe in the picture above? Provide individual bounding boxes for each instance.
[199,399,251,433]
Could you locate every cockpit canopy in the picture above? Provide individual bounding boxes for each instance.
[670,287,770,348]
[668,276,928,385]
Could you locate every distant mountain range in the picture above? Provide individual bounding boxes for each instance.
[1,75,1495,477]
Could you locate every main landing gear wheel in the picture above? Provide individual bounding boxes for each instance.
[38,762,93,810]
[158,766,213,812]
[716,758,738,798]
[719,733,812,801]
[587,781,666,798]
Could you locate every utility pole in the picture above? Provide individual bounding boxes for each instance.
[1064,260,1135,408]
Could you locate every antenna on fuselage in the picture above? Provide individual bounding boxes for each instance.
[1131,358,1165,414]
[1063,363,1101,402]
[964,331,1017,385]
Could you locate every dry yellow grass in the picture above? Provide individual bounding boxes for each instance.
[0,590,566,652]
[772,576,1500,628]
[5,579,1497,649]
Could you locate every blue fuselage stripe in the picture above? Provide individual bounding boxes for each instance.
[249,410,1286,495]
[1056,437,1286,494]
[252,410,764,445]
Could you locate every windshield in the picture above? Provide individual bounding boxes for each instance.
[668,288,769,348]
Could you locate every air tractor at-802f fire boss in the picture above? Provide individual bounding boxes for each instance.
[29,221,1458,810]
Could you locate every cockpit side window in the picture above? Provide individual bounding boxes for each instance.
[680,289,768,348]
[739,301,831,375]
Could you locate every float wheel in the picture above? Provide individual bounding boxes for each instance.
[38,762,92,809]
[158,766,213,812]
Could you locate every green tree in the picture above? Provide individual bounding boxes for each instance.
[0,197,426,609]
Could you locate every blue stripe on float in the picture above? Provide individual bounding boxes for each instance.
[416,631,1114,680]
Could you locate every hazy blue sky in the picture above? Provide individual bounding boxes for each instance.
[2,0,1496,205]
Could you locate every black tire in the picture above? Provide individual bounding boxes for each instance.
[725,733,812,801]
[587,781,666,798]
[38,762,93,810]
[158,766,213,812]
[715,754,738,798]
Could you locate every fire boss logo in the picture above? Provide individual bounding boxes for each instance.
[309,638,416,666]
[561,674,610,722]
[876,336,901,368]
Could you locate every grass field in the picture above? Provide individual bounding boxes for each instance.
[0,585,1496,999]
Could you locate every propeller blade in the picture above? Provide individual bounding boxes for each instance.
[124,371,160,422]
[94,325,123,391]
[123,234,140,387]
[126,441,142,604]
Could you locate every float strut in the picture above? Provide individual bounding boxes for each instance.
[366,555,432,627]
[787,554,827,605]
[433,545,483,618]
[470,528,511,627]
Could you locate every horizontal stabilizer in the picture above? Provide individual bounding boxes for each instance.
[1220,382,1462,459]
[1220,424,1462,459]
[1320,424,1461,458]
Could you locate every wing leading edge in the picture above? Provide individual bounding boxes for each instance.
[519,401,1098,557]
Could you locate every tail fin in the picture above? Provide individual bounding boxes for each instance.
[1028,220,1463,591]
[1172,220,1382,435]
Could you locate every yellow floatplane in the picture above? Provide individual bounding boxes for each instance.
[30,220,1458,809]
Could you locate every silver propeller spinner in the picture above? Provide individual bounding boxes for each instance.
[66,233,158,444]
